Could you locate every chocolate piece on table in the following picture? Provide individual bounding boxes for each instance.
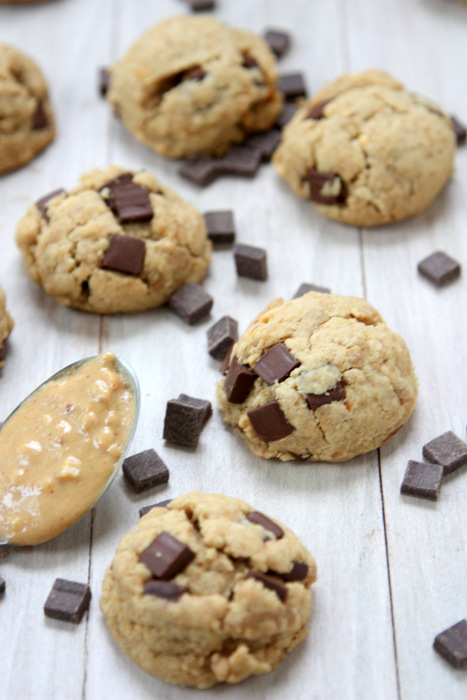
[247,400,294,442]
[308,168,346,205]
[247,511,284,539]
[0,574,5,595]
[0,338,8,362]
[433,619,467,668]
[189,0,216,11]
[218,145,262,178]
[139,532,194,579]
[234,243,268,281]
[417,251,461,287]
[207,315,238,360]
[224,356,256,403]
[254,343,300,385]
[168,283,213,325]
[36,189,66,222]
[176,393,212,429]
[264,29,291,58]
[293,282,331,298]
[111,182,153,223]
[144,579,187,601]
[203,210,235,245]
[422,431,467,474]
[451,116,466,146]
[102,234,145,276]
[400,460,444,501]
[245,129,282,161]
[306,99,332,120]
[276,102,298,128]
[99,68,110,96]
[31,101,48,130]
[220,343,234,375]
[307,381,345,410]
[139,500,172,518]
[278,72,307,100]
[163,394,211,447]
[281,561,309,582]
[123,449,169,494]
[178,156,220,187]
[44,578,91,624]
[246,571,287,602]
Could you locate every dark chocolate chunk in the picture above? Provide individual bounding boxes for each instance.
[0,574,5,595]
[247,511,284,539]
[203,210,236,245]
[183,67,206,81]
[276,102,298,128]
[139,500,172,518]
[245,129,282,161]
[433,619,467,668]
[307,381,345,410]
[144,579,187,601]
[163,394,211,447]
[278,72,307,100]
[224,356,256,403]
[189,0,216,11]
[422,431,467,475]
[101,171,134,195]
[44,578,91,624]
[99,68,110,96]
[451,116,466,146]
[417,251,461,287]
[254,343,300,385]
[0,338,8,362]
[234,243,267,281]
[247,400,294,442]
[218,145,262,178]
[178,156,220,187]
[123,449,169,494]
[31,101,48,130]
[168,283,213,325]
[264,29,290,58]
[207,315,238,360]
[111,183,153,223]
[308,168,346,205]
[293,282,331,298]
[246,571,287,602]
[220,343,234,375]
[281,562,309,582]
[400,460,444,501]
[139,532,194,579]
[102,234,145,276]
[306,98,332,120]
[35,188,66,222]
[242,55,259,69]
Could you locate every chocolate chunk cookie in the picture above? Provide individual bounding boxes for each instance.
[0,284,13,366]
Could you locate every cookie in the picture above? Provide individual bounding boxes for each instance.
[273,69,456,227]
[0,44,55,174]
[0,284,14,366]
[15,165,212,314]
[107,15,283,158]
[217,291,417,462]
[101,492,316,688]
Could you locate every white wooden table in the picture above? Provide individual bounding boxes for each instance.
[1,1,466,698]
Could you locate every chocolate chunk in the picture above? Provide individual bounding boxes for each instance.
[102,234,145,276]
[276,102,298,128]
[293,282,331,298]
[139,532,194,579]
[35,188,66,222]
[264,29,291,58]
[422,431,467,475]
[0,338,8,362]
[306,99,332,120]
[307,381,346,410]
[254,343,300,385]
[203,210,236,244]
[139,500,172,518]
[278,72,307,100]
[44,578,91,624]
[417,251,461,287]
[246,571,287,602]
[163,394,211,447]
[101,171,134,195]
[99,68,110,96]
[183,67,206,81]
[31,101,48,130]
[207,316,238,360]
[433,619,467,668]
[451,116,466,146]
[0,574,5,595]
[400,460,444,501]
[224,356,256,403]
[144,579,187,601]
[242,55,259,69]
[168,283,213,325]
[247,400,294,442]
[123,449,169,493]
[281,561,309,582]
[234,243,267,281]
[245,129,282,161]
[111,183,153,223]
[308,168,346,205]
[218,145,262,178]
[179,156,220,187]
[247,511,284,539]
[189,0,216,11]
[220,343,234,375]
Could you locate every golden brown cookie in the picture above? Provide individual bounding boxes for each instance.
[0,284,13,366]
[101,492,316,688]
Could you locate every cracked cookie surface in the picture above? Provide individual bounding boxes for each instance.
[15,165,212,313]
[217,291,418,462]
[0,44,55,174]
[100,492,316,688]
[0,284,14,367]
[107,15,283,158]
[273,69,456,227]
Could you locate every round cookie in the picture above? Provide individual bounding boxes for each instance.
[273,69,456,227]
[217,292,417,462]
[101,492,316,688]
[0,44,55,174]
[107,15,283,158]
[15,165,212,313]
[0,284,14,366]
